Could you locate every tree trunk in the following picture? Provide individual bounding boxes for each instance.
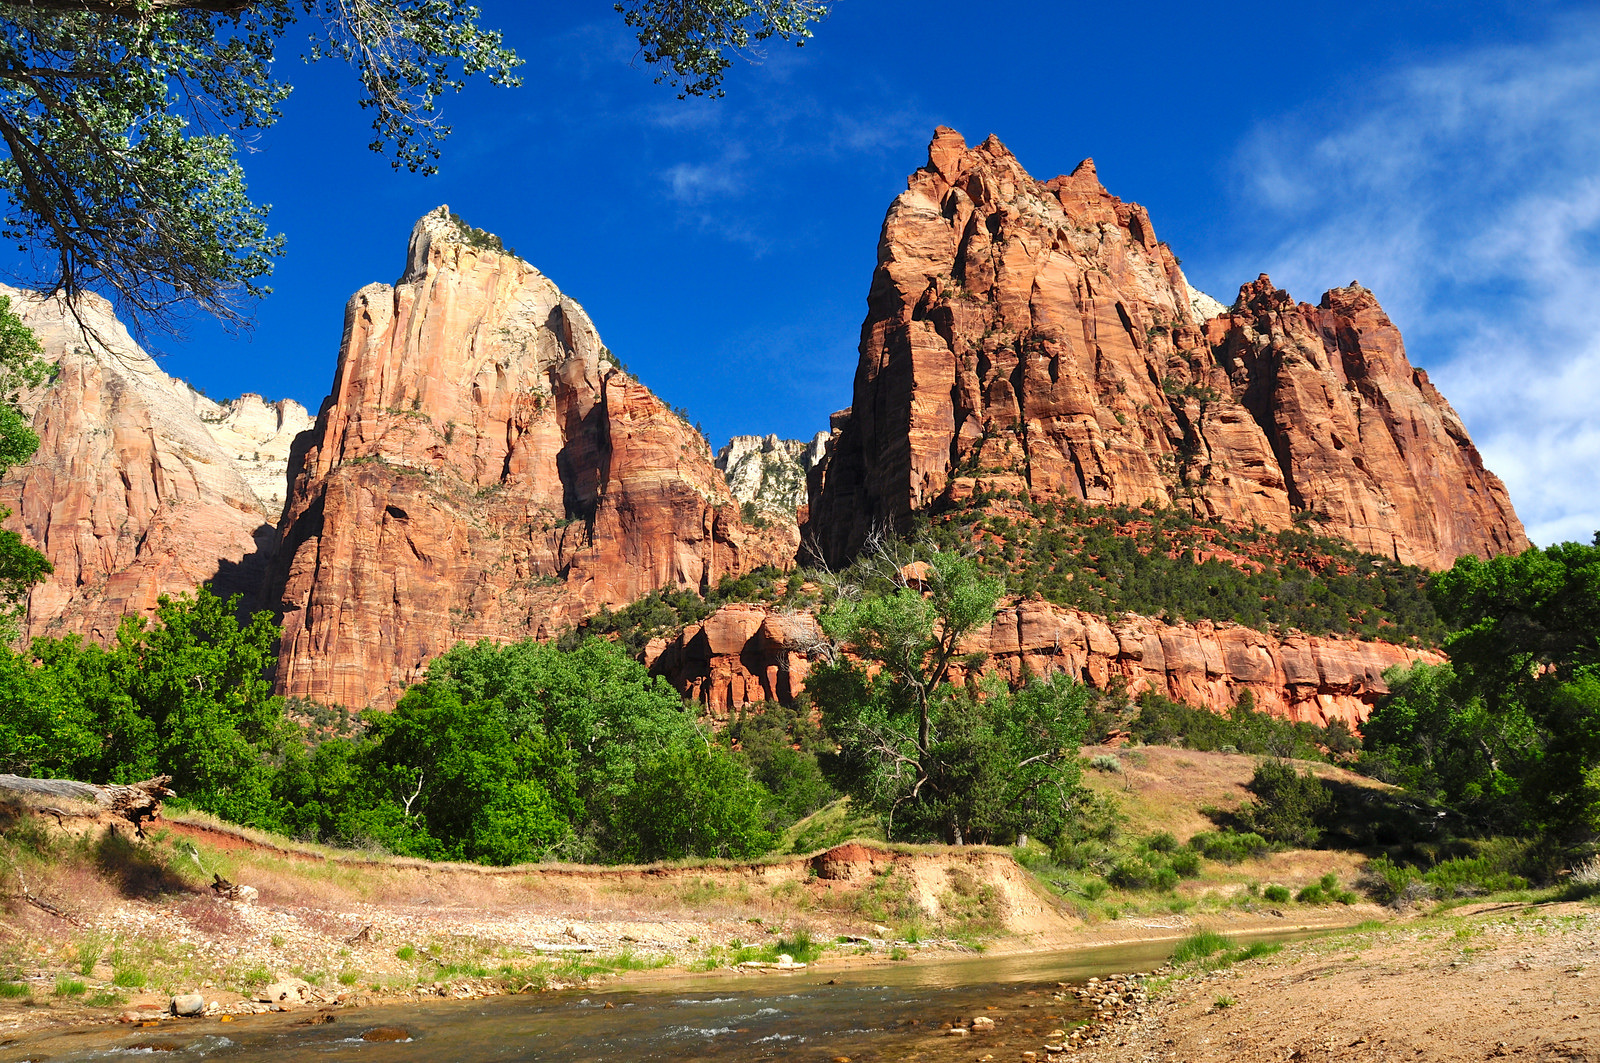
[0,774,173,833]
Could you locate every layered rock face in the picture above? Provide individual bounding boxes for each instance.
[647,600,1439,728]
[266,208,789,708]
[804,128,1527,570]
[0,287,301,641]
[716,432,829,518]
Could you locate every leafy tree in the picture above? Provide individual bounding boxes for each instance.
[612,740,774,862]
[0,295,50,640]
[356,681,580,864]
[365,635,778,862]
[0,1,830,327]
[618,0,829,98]
[724,699,835,829]
[815,545,1089,843]
[0,587,286,822]
[1362,538,1600,840]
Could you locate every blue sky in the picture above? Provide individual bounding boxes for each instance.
[147,0,1594,546]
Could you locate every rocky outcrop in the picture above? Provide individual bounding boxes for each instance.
[201,394,312,516]
[0,287,297,641]
[646,600,1440,728]
[265,208,791,708]
[803,128,1527,570]
[716,432,829,517]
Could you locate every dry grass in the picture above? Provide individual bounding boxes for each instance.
[1079,744,1390,841]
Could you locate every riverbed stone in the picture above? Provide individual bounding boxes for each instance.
[170,993,204,1016]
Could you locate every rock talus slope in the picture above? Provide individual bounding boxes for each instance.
[804,128,1527,570]
[0,287,308,641]
[647,600,1439,728]
[266,208,789,708]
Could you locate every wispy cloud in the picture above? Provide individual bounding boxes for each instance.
[1229,15,1600,546]
[662,150,747,203]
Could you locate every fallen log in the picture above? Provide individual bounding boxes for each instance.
[0,774,173,834]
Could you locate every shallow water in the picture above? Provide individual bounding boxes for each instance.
[1,933,1314,1063]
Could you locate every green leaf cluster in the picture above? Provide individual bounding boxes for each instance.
[617,0,829,98]
[0,588,287,823]
[0,0,520,324]
[814,547,1091,845]
[1363,537,1600,840]
[0,588,789,866]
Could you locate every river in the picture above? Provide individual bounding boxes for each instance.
[0,936,1276,1062]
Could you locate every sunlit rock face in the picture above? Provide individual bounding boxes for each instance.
[804,127,1527,571]
[0,286,300,642]
[266,208,792,708]
[647,599,1443,729]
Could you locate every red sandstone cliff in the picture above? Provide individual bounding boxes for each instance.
[646,600,1440,729]
[0,287,308,642]
[265,208,791,708]
[803,128,1527,570]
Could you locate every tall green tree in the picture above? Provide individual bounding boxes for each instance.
[1364,538,1600,839]
[0,1,830,327]
[0,587,287,822]
[815,545,1089,843]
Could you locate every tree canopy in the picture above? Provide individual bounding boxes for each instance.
[1364,537,1600,840]
[0,1,830,328]
[813,542,1090,844]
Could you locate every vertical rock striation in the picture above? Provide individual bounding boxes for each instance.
[804,128,1527,570]
[0,287,304,641]
[265,208,789,708]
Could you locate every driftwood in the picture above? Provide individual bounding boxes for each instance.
[0,774,173,835]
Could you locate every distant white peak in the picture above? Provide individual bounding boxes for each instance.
[1186,283,1228,323]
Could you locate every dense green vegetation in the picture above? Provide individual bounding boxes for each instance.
[0,297,51,642]
[923,495,1444,644]
[811,545,1091,844]
[1362,537,1600,841]
[0,593,778,865]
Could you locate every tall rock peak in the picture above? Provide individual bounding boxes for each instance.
[266,212,789,708]
[804,128,1527,571]
[0,286,305,641]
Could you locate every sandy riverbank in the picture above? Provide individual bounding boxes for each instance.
[1068,901,1600,1063]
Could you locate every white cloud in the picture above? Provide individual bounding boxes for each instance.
[1229,15,1600,546]
[662,153,746,203]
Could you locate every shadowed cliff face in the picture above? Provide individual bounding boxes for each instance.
[265,208,792,709]
[803,127,1528,571]
[0,286,307,643]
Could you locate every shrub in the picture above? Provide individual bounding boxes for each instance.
[1295,883,1327,904]
[1189,830,1270,864]
[1088,753,1123,773]
[1168,849,1201,878]
[1145,831,1179,853]
[1108,858,1160,890]
[1361,855,1427,906]
[1241,760,1332,847]
[1262,884,1291,903]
